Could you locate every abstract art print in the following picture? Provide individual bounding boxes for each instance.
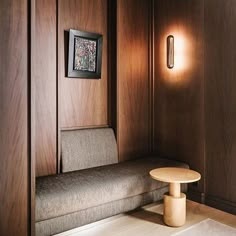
[68,29,103,78]
[74,37,97,72]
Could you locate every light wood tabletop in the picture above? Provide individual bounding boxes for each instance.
[149,167,201,184]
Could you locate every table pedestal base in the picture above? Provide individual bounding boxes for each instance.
[164,193,186,227]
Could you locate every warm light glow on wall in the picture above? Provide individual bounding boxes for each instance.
[174,34,189,71]
[160,26,192,85]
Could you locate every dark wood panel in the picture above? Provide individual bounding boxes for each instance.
[117,0,150,161]
[205,195,236,215]
[0,0,29,235]
[59,0,108,129]
[35,0,57,176]
[153,0,205,192]
[31,0,36,234]
[108,0,117,134]
[205,0,236,204]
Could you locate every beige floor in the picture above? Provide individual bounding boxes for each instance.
[56,200,236,236]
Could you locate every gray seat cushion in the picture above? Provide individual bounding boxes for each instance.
[36,187,171,236]
[36,156,189,222]
[61,128,118,172]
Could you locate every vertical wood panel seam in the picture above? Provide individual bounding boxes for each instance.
[29,0,35,234]
[116,0,120,162]
[148,0,151,153]
[107,0,117,132]
[149,0,155,154]
[107,0,110,128]
[203,0,206,203]
[56,0,60,174]
[152,0,155,154]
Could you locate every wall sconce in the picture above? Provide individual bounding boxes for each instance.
[167,35,174,69]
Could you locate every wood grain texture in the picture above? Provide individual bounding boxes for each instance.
[205,0,236,204]
[35,0,57,176]
[150,168,201,184]
[117,0,150,161]
[153,0,205,192]
[0,0,29,235]
[31,0,36,234]
[59,0,108,129]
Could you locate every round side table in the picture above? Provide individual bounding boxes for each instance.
[149,167,201,227]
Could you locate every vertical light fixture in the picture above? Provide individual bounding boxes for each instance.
[167,35,174,69]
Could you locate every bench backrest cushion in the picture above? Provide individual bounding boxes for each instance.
[61,128,118,172]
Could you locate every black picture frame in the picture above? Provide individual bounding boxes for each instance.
[68,29,103,79]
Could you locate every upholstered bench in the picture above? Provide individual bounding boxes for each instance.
[36,128,189,236]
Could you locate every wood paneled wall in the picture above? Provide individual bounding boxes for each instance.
[34,0,109,175]
[153,0,205,193]
[30,0,236,214]
[117,0,150,161]
[205,0,236,213]
[153,0,236,212]
[0,0,29,235]
[59,0,108,129]
[35,0,57,177]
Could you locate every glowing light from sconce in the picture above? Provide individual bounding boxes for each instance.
[174,35,187,71]
[161,28,191,85]
[166,34,187,71]
[167,35,174,69]
[165,33,188,72]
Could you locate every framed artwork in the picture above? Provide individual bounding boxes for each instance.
[68,29,103,78]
